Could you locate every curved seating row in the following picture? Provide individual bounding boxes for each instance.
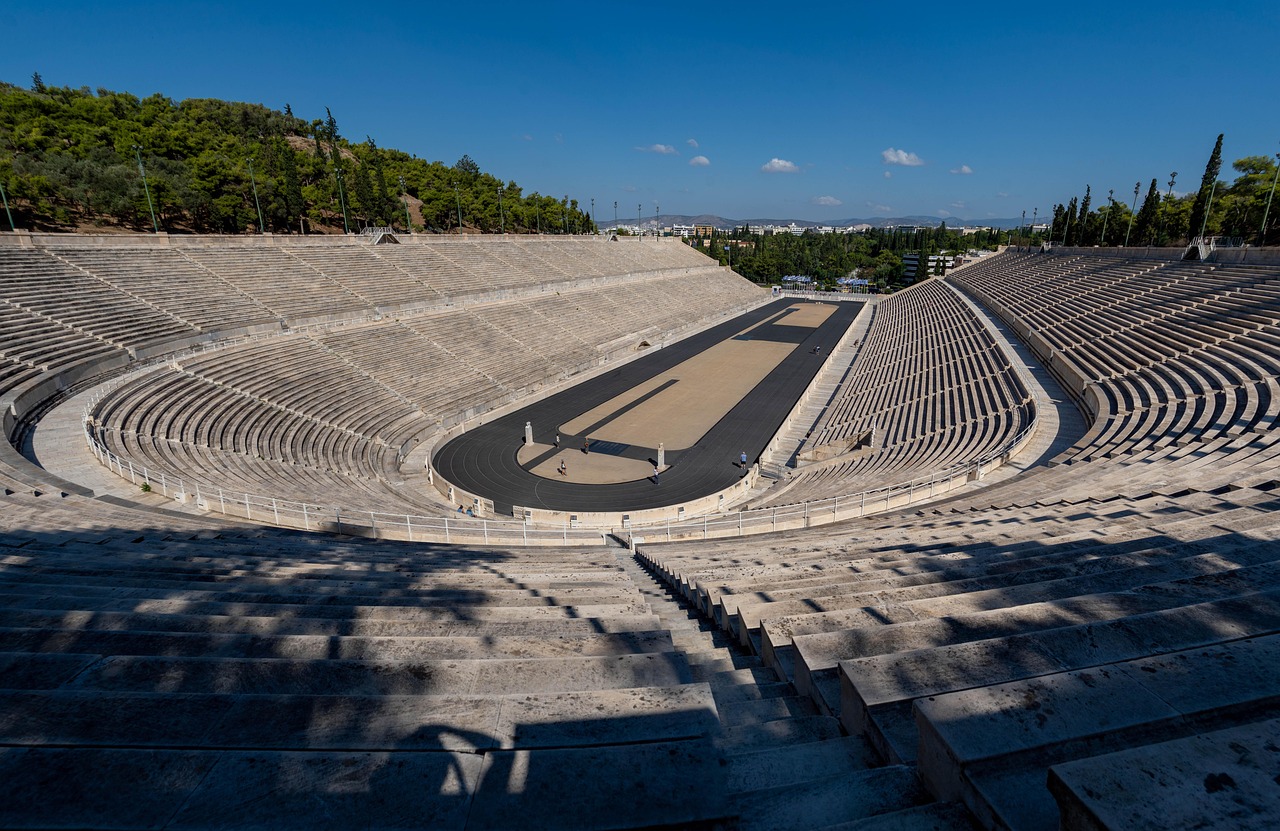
[950,252,1280,464]
[760,278,1032,506]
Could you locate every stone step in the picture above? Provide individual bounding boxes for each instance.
[732,765,928,831]
[718,695,818,728]
[52,651,695,697]
[914,634,1280,831]
[712,680,795,705]
[0,606,665,638]
[0,739,731,831]
[0,574,640,607]
[0,684,720,751]
[818,802,976,831]
[1047,717,1280,831]
[0,592,650,622]
[0,626,679,662]
[717,715,846,752]
[727,735,880,793]
[465,738,731,830]
[840,589,1280,763]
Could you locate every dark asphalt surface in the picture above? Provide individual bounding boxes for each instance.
[432,298,862,515]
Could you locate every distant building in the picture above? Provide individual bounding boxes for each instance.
[694,224,715,237]
[902,252,958,279]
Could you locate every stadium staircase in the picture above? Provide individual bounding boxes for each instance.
[613,541,973,831]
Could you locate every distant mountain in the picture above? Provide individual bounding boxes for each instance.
[622,214,1028,230]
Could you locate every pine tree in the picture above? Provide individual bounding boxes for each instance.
[30,72,45,93]
[1188,133,1224,240]
[1133,179,1161,244]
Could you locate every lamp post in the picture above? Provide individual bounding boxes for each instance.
[0,179,14,232]
[497,185,504,234]
[563,195,569,235]
[1159,172,1176,245]
[590,197,595,233]
[1032,207,1038,247]
[247,157,265,233]
[637,203,641,237]
[453,181,463,234]
[399,175,412,234]
[656,203,660,237]
[1258,153,1279,247]
[613,201,618,233]
[334,167,350,234]
[131,145,159,233]
[1124,181,1139,247]
[1021,210,1026,250]
[1100,188,1114,246]
[1198,179,1218,242]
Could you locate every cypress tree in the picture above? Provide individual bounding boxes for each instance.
[1064,198,1078,245]
[1133,179,1161,244]
[278,140,305,234]
[1188,133,1224,240]
[1076,186,1092,245]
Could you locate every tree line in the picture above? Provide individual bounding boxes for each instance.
[1042,134,1279,248]
[0,78,594,235]
[694,224,1008,291]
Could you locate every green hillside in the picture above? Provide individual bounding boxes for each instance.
[0,78,593,235]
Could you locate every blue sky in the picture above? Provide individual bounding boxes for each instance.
[3,1,1277,222]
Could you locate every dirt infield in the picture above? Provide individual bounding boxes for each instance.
[561,304,834,451]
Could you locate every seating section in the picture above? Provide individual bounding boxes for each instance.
[0,491,741,829]
[0,249,201,349]
[78,242,761,514]
[638,250,1280,830]
[759,278,1033,506]
[950,252,1280,462]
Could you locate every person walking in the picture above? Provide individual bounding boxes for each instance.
[558,460,567,476]
[739,451,748,469]
[554,434,560,448]
[653,464,660,485]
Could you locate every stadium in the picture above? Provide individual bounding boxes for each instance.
[2,225,1279,830]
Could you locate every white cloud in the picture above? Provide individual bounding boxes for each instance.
[950,164,973,175]
[950,201,967,209]
[636,144,678,154]
[811,195,843,206]
[995,191,1011,198]
[866,201,893,213]
[519,134,533,141]
[881,147,924,166]
[687,138,699,148]
[621,185,638,193]
[883,171,892,179]
[689,155,710,167]
[761,157,800,174]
